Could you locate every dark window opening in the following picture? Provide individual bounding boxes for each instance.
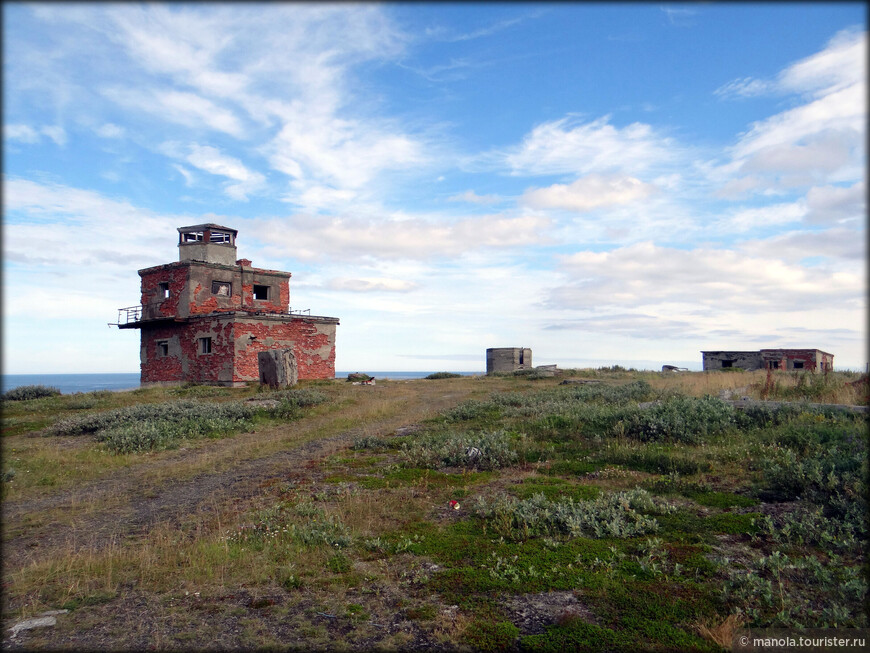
[768,361,779,370]
[212,281,232,297]
[159,282,170,299]
[157,340,169,357]
[199,337,212,355]
[793,361,804,369]
[519,351,524,365]
[253,285,270,301]
[721,360,734,368]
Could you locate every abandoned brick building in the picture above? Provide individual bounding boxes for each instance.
[486,347,533,375]
[701,349,834,372]
[115,224,339,386]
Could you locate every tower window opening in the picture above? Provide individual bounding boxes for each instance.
[181,231,204,242]
[199,337,212,355]
[253,285,270,300]
[212,281,232,296]
[159,282,170,299]
[209,231,232,244]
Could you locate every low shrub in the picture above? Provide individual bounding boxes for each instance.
[619,395,736,444]
[465,620,520,651]
[401,429,521,470]
[722,551,867,628]
[2,385,61,401]
[425,372,462,380]
[473,488,674,540]
[598,447,711,476]
[47,394,328,453]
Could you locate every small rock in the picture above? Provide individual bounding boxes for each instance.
[9,616,58,638]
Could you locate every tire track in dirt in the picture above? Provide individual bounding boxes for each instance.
[2,385,477,571]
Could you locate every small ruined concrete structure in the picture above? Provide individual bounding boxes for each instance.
[258,349,298,389]
[115,224,339,386]
[702,349,833,372]
[486,347,532,375]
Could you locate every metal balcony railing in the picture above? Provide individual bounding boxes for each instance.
[111,303,315,327]
[114,305,143,325]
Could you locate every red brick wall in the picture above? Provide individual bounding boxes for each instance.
[141,317,336,384]
[140,266,187,319]
[230,319,336,381]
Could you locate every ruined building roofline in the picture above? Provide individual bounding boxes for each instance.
[118,311,340,329]
[758,348,834,357]
[177,223,238,235]
[137,260,292,278]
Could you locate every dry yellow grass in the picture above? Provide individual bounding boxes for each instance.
[697,612,745,649]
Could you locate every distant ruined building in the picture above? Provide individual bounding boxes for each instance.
[113,224,339,386]
[701,349,833,372]
[486,347,532,375]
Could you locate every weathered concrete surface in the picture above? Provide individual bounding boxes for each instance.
[258,349,298,388]
[486,347,532,375]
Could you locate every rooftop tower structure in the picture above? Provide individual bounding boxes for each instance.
[113,224,339,386]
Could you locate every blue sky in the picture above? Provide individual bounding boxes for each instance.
[3,3,866,373]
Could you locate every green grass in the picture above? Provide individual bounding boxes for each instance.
[3,370,866,650]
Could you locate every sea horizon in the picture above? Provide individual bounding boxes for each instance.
[0,371,485,395]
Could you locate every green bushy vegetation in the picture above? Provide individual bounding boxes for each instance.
[2,384,62,401]
[3,369,866,650]
[46,389,329,453]
[472,488,674,540]
[424,372,463,379]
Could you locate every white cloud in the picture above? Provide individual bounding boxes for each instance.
[779,28,866,97]
[552,241,864,313]
[102,86,245,137]
[448,190,502,205]
[724,30,866,189]
[521,174,657,212]
[327,277,418,293]
[717,28,865,101]
[40,125,67,146]
[265,113,425,192]
[737,228,865,263]
[173,164,195,187]
[498,116,677,177]
[160,143,266,200]
[714,77,772,99]
[250,212,553,262]
[3,124,66,145]
[804,181,865,225]
[4,124,40,143]
[95,123,125,138]
[715,201,806,233]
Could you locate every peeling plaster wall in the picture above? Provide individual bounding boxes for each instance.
[231,317,337,382]
[140,316,338,385]
[139,262,290,320]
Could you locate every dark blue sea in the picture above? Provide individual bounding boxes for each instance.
[1,372,482,395]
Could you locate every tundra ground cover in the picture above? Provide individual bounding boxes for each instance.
[2,370,866,650]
